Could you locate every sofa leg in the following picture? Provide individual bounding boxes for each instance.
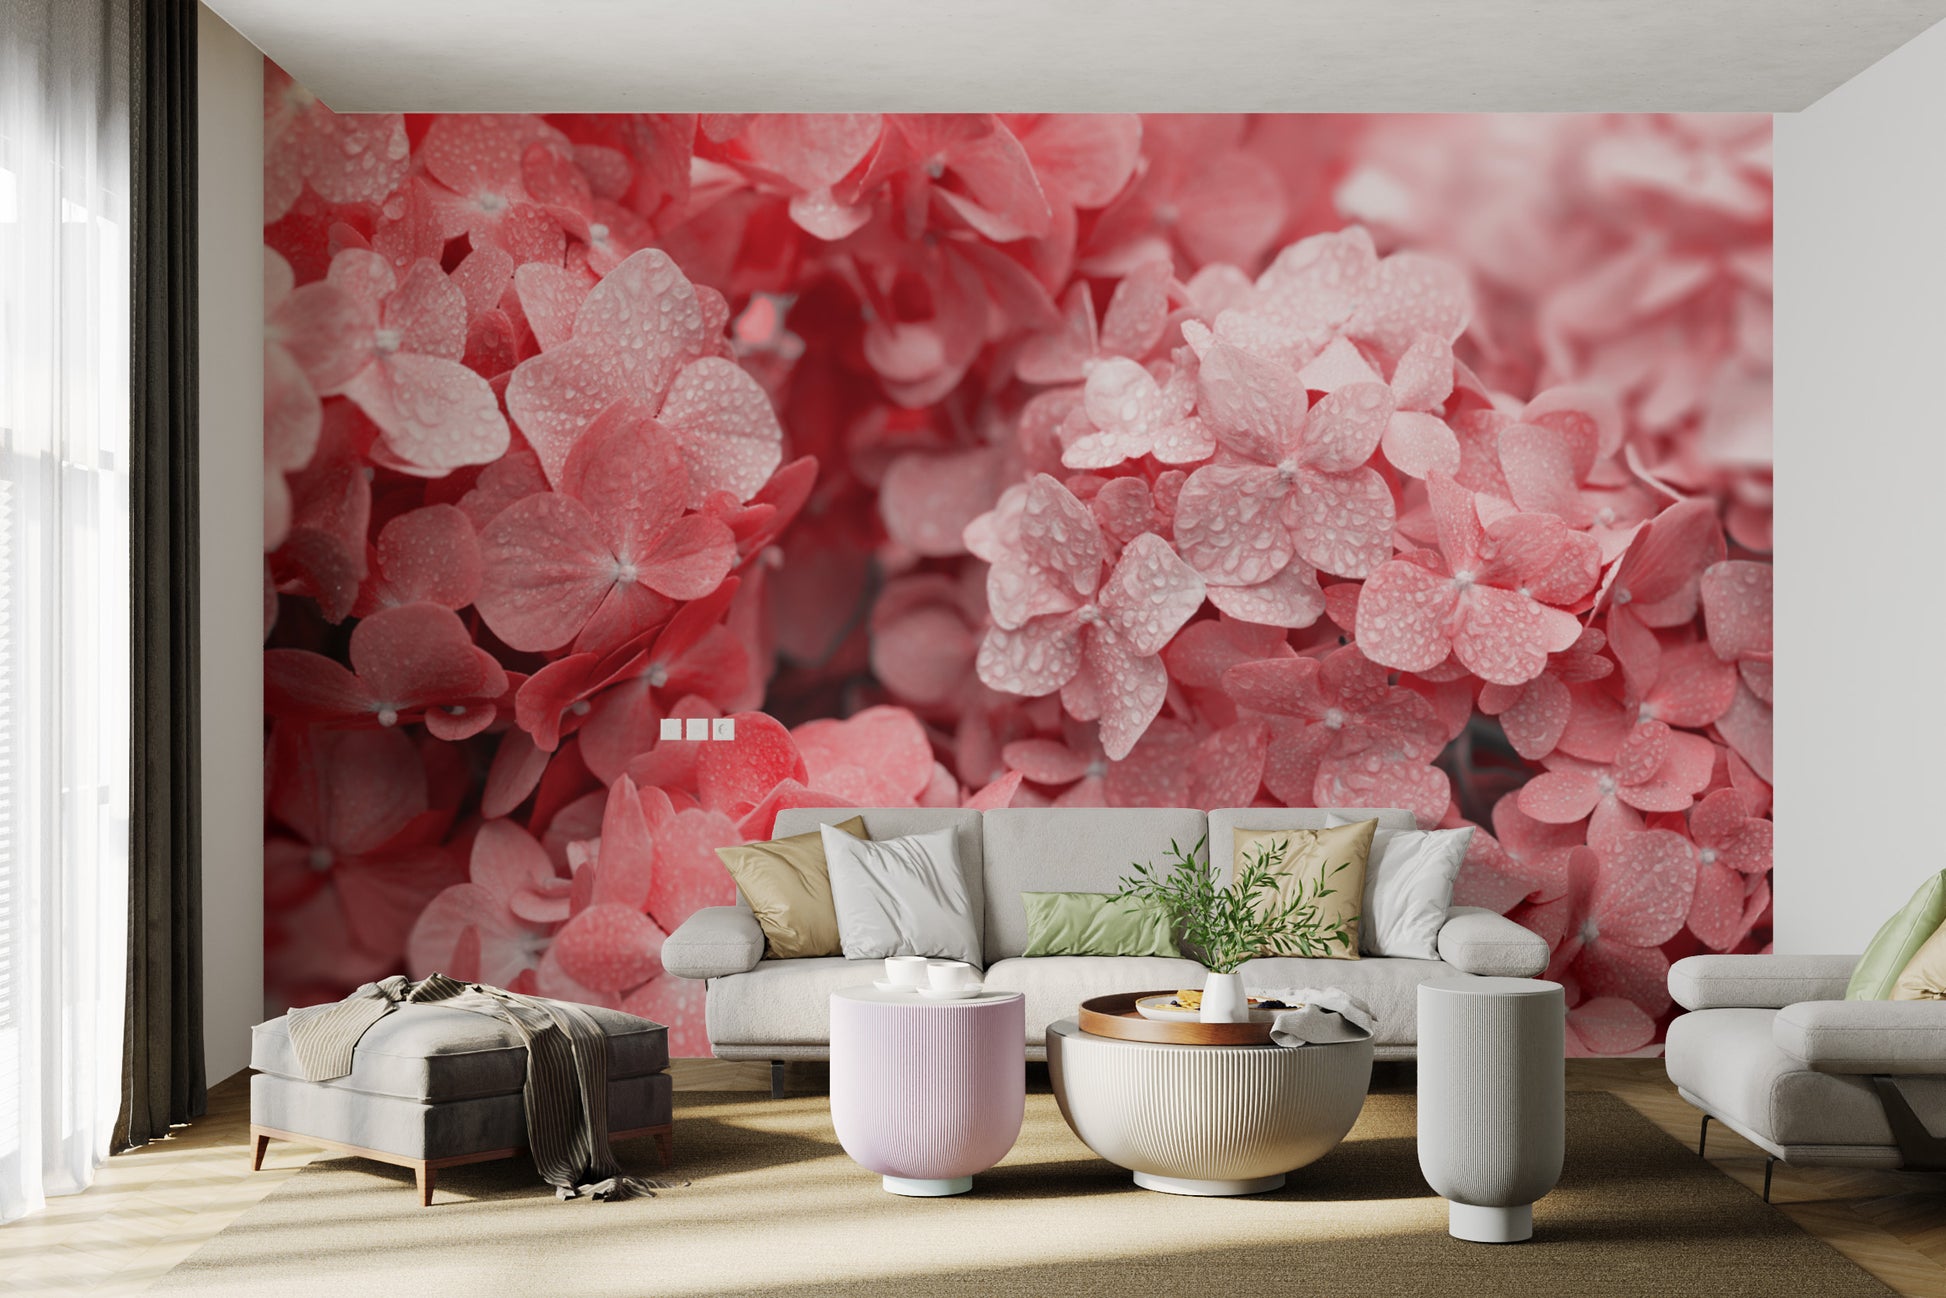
[251,1131,270,1172]
[1762,1156,1775,1203]
[415,1163,435,1208]
[1869,1074,1946,1172]
[1698,1113,1709,1158]
[770,1060,786,1100]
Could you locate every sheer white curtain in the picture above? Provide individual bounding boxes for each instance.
[0,0,132,1224]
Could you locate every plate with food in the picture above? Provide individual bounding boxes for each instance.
[1133,992,1300,1023]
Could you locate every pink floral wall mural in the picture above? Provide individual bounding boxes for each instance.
[261,72,1774,1057]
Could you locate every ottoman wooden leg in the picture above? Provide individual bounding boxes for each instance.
[251,1130,270,1172]
[415,1163,435,1208]
[654,1130,673,1165]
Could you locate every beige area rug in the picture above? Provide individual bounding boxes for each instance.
[155,1089,1890,1298]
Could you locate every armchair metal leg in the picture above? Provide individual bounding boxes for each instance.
[1762,1156,1776,1203]
[770,1060,786,1100]
[1698,1113,1710,1158]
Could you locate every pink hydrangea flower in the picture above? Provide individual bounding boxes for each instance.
[413,772,732,1047]
[972,475,1205,759]
[266,724,459,998]
[1565,997,1657,1056]
[1174,339,1398,590]
[1520,837,1695,1022]
[879,446,1009,560]
[267,602,510,741]
[1015,257,1173,388]
[407,819,560,989]
[1476,626,1615,761]
[1206,226,1471,372]
[269,405,372,623]
[1682,788,1774,950]
[519,141,652,277]
[1595,497,1726,694]
[566,585,750,779]
[475,407,737,653]
[697,113,885,240]
[287,249,513,476]
[868,573,984,709]
[1628,636,1740,732]
[417,115,573,264]
[848,219,1059,407]
[1057,351,1212,471]
[792,706,939,807]
[1519,718,1718,849]
[843,114,1052,244]
[352,505,482,617]
[262,66,409,224]
[1224,646,1451,827]
[1000,715,1209,809]
[505,248,782,503]
[1699,559,1772,664]
[263,250,348,548]
[1482,793,1591,906]
[1359,473,1599,685]
[1081,115,1286,275]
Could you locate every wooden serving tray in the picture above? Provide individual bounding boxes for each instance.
[1077,991,1276,1046]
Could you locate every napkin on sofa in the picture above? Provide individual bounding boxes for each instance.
[1260,987,1378,1047]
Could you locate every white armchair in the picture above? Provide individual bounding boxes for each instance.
[1664,954,1946,1199]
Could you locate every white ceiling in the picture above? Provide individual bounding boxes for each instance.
[208,0,1945,113]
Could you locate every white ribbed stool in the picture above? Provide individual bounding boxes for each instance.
[1416,976,1565,1243]
[828,986,1025,1197]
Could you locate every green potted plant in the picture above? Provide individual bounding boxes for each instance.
[1111,833,1357,1022]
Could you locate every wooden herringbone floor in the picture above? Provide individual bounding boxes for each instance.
[4,1059,1942,1296]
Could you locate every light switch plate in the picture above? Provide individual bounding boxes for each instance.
[658,717,683,741]
[711,717,735,740]
[683,717,709,741]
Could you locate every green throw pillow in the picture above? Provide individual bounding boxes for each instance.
[1021,892,1179,958]
[1846,870,1946,999]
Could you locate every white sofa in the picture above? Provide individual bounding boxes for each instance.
[1665,954,1946,1194]
[663,806,1550,1078]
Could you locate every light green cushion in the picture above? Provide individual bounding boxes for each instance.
[1021,892,1179,958]
[1846,870,1946,1000]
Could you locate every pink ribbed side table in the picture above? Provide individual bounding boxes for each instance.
[829,985,1026,1197]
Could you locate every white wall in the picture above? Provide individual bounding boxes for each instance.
[197,4,264,1082]
[1773,23,1946,953]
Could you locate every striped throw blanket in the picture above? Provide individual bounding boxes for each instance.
[285,973,679,1201]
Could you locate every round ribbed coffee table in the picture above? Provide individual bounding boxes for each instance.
[828,986,1026,1197]
[1046,1018,1373,1196]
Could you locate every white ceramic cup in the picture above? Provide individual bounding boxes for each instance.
[926,960,981,995]
[884,955,929,988]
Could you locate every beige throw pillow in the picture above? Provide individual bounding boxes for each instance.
[1892,918,1946,1000]
[1233,819,1375,961]
[714,816,868,959]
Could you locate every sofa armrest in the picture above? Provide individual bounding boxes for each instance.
[1668,954,1859,1011]
[661,907,765,980]
[1774,999,1946,1075]
[1437,907,1549,977]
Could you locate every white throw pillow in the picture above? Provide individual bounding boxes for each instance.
[820,824,981,966]
[1328,815,1472,959]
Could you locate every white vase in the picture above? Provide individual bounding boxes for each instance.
[1199,970,1249,1023]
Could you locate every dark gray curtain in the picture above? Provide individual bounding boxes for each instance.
[118,0,204,1150]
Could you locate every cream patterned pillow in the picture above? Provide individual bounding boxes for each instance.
[1232,819,1374,960]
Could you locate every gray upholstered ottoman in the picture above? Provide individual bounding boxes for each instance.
[249,1001,673,1205]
